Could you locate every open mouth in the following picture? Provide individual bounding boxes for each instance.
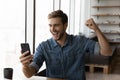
[52,32,59,38]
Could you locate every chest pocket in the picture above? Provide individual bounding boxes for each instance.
[46,50,60,65]
[66,48,83,58]
[65,49,84,66]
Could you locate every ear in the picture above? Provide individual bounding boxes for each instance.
[64,23,68,30]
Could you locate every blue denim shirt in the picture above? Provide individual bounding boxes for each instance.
[30,34,100,80]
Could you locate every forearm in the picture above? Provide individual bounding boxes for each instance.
[22,65,36,78]
[85,18,112,56]
[94,28,112,56]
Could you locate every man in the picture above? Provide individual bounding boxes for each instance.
[19,10,112,80]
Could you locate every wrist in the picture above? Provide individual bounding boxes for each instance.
[23,65,29,69]
[94,27,100,32]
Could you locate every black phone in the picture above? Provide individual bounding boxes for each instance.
[20,43,31,56]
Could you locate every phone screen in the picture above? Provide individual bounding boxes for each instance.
[21,43,31,56]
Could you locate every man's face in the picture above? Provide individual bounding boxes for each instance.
[48,17,67,41]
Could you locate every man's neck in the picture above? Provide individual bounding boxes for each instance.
[57,33,67,47]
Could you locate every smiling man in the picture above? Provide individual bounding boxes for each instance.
[20,10,112,80]
[48,16,67,46]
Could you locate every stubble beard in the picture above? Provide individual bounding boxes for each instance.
[51,30,65,41]
[56,31,65,41]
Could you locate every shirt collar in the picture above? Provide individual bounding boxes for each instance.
[50,34,72,48]
[64,34,72,46]
[51,38,58,47]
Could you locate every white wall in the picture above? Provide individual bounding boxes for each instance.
[26,0,34,53]
[80,0,95,37]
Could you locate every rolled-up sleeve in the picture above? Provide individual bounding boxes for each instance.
[29,43,45,72]
[94,42,100,55]
[29,62,40,72]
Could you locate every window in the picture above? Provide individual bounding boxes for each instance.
[35,0,53,47]
[61,0,81,35]
[0,0,25,75]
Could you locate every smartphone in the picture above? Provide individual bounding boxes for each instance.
[20,43,31,56]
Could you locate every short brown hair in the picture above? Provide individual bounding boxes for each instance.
[48,10,68,24]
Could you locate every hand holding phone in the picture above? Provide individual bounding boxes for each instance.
[20,43,31,56]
